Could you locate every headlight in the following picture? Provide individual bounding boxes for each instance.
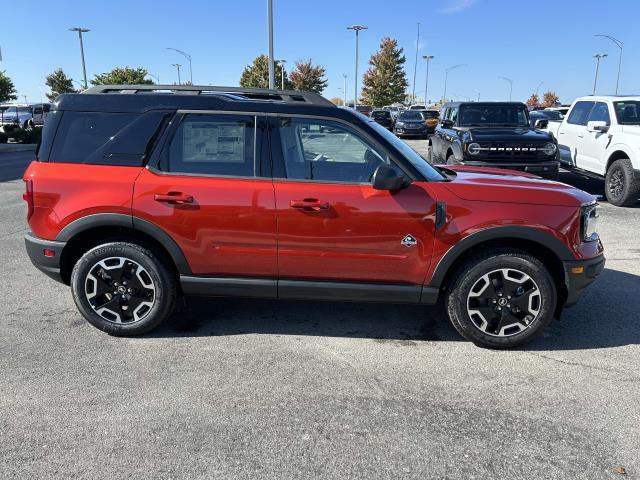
[467,142,481,155]
[581,203,599,242]
[396,122,404,128]
[541,142,557,156]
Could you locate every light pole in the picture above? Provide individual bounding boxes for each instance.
[171,63,182,85]
[343,74,347,106]
[147,73,160,84]
[276,59,286,89]
[412,22,421,103]
[69,27,90,89]
[167,48,192,84]
[535,81,543,97]
[422,55,434,106]
[443,64,465,103]
[595,34,623,94]
[498,76,513,101]
[268,0,275,89]
[347,25,367,109]
[592,53,607,95]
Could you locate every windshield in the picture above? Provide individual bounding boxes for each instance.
[398,111,424,121]
[423,111,439,118]
[614,101,640,125]
[368,120,445,181]
[459,104,529,127]
[542,110,562,121]
[371,111,390,119]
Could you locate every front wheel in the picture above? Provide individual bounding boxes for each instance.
[605,158,640,207]
[446,249,557,349]
[71,242,177,336]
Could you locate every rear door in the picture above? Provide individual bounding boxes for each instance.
[133,112,277,278]
[557,101,593,167]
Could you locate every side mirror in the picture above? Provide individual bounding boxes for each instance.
[372,164,408,191]
[587,120,609,133]
[440,119,454,128]
[534,119,549,129]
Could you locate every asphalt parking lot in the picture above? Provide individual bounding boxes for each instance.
[1,148,639,479]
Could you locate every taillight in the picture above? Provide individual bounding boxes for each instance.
[23,179,34,219]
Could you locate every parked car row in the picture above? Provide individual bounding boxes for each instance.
[0,103,51,134]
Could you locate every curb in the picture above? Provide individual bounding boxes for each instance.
[0,144,37,153]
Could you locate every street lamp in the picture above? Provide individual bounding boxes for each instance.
[167,48,192,84]
[69,27,90,89]
[342,73,347,106]
[498,76,513,101]
[595,34,623,94]
[412,22,421,103]
[422,55,434,106]
[268,0,275,89]
[276,59,286,89]
[592,53,607,95]
[535,81,544,97]
[147,73,160,84]
[171,63,182,85]
[347,25,367,109]
[443,64,465,103]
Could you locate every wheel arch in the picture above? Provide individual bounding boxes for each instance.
[57,213,191,284]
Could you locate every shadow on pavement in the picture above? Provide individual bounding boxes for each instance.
[153,268,640,350]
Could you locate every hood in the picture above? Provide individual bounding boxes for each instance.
[464,127,553,142]
[442,165,595,207]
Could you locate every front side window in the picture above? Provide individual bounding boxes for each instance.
[278,117,388,183]
[588,102,611,125]
[567,101,594,125]
[164,114,255,176]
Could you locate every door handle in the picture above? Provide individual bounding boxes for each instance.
[577,135,584,138]
[154,192,194,204]
[290,198,330,212]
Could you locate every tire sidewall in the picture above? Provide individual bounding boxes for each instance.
[71,242,175,335]
[605,159,634,206]
[447,253,556,349]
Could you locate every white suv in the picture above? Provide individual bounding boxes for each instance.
[549,96,640,206]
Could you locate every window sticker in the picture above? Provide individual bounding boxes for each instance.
[182,122,245,163]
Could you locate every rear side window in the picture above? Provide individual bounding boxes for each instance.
[50,112,136,163]
[162,113,255,177]
[567,101,594,125]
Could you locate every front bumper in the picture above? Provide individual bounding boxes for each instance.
[24,232,66,283]
[395,127,428,137]
[563,254,605,306]
[459,159,559,176]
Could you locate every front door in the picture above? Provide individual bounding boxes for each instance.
[270,116,436,288]
[578,101,611,175]
[133,112,277,277]
[557,101,594,167]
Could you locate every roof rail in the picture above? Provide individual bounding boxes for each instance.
[83,84,336,107]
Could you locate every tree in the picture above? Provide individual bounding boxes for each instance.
[240,55,290,89]
[361,38,409,107]
[541,91,560,108]
[90,67,154,86]
[329,97,344,105]
[526,93,540,109]
[45,68,76,101]
[0,70,18,102]
[288,59,328,94]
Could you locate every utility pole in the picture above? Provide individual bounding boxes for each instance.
[498,76,513,101]
[412,22,421,103]
[69,27,90,89]
[172,63,182,85]
[422,55,434,106]
[167,48,192,84]
[268,0,275,89]
[592,53,607,95]
[595,34,623,94]
[343,74,347,106]
[347,25,367,109]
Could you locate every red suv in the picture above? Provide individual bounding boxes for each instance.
[23,85,604,348]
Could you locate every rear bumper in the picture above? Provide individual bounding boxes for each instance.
[460,160,559,176]
[24,232,66,283]
[563,254,605,306]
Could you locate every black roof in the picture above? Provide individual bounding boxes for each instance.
[53,84,351,119]
[442,101,527,107]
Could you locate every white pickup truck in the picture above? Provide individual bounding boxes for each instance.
[545,96,640,206]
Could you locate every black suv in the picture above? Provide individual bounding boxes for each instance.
[429,102,560,179]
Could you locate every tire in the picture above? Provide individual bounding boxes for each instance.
[71,242,177,336]
[446,249,557,349]
[427,145,433,164]
[446,153,457,165]
[605,158,640,207]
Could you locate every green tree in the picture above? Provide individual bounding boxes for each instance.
[45,68,76,101]
[542,91,560,108]
[239,55,289,89]
[90,67,154,86]
[361,38,409,107]
[288,59,328,94]
[0,70,18,102]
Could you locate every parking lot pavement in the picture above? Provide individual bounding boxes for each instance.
[1,150,639,479]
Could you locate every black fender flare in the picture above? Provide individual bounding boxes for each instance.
[56,213,191,274]
[428,226,575,288]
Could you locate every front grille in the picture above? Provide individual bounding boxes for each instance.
[472,142,551,160]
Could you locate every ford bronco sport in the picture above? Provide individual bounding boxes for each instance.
[23,85,605,349]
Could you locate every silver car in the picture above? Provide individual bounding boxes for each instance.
[0,105,34,131]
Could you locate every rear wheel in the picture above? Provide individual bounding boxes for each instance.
[71,242,177,336]
[446,153,457,165]
[605,158,640,207]
[446,249,556,349]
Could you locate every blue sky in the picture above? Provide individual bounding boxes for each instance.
[1,0,638,104]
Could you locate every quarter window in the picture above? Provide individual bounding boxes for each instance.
[567,101,594,126]
[164,114,255,176]
[278,117,388,183]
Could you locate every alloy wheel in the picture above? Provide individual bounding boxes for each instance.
[608,168,625,198]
